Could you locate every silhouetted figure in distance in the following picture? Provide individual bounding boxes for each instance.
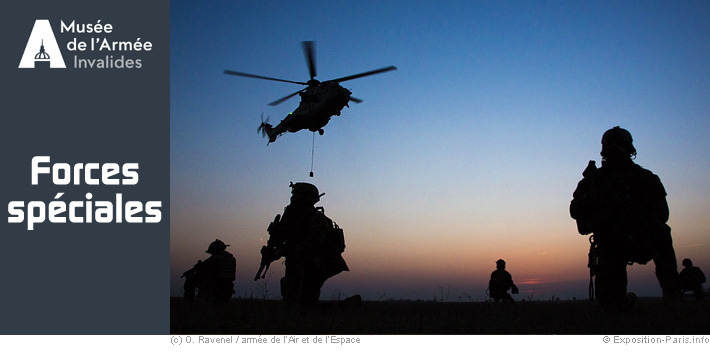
[489,259,519,303]
[570,126,682,313]
[182,239,236,304]
[257,182,350,309]
[680,258,705,301]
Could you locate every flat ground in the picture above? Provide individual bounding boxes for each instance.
[170,296,709,335]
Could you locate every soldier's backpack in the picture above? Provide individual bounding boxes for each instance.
[327,219,346,254]
[572,162,657,265]
[316,207,349,278]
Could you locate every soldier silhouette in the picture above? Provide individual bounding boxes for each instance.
[256,182,350,309]
[488,259,519,302]
[679,258,706,301]
[182,239,236,304]
[570,126,682,312]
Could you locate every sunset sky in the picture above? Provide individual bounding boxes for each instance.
[170,0,710,301]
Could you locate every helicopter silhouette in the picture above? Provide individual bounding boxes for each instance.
[224,41,397,143]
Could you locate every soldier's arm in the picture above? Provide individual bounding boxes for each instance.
[641,173,670,223]
[506,272,515,288]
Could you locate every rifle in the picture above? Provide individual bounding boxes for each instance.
[181,260,203,278]
[254,214,283,281]
[254,246,275,280]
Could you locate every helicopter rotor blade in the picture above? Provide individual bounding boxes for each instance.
[224,70,308,85]
[302,41,317,80]
[349,96,363,103]
[268,89,305,106]
[329,66,397,83]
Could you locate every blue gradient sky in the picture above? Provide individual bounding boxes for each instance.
[170,0,710,301]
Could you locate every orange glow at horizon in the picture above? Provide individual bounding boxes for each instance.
[519,278,545,285]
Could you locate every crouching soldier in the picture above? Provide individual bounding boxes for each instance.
[182,239,236,304]
[680,258,706,301]
[489,259,519,303]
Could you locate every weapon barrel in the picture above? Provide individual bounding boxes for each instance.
[254,264,266,281]
[181,260,202,278]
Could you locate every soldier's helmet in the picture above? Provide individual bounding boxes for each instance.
[682,258,693,268]
[290,182,324,204]
[496,259,506,269]
[206,239,228,254]
[601,126,636,158]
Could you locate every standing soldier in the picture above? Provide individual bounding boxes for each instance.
[488,259,519,303]
[182,239,237,304]
[256,182,349,309]
[570,126,681,312]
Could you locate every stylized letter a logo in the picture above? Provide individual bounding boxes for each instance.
[19,19,66,69]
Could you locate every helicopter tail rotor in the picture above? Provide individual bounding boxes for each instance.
[257,122,273,139]
[257,114,271,137]
[257,114,279,144]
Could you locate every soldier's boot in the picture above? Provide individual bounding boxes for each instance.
[183,290,195,303]
[341,295,362,311]
[658,272,683,304]
[599,292,636,315]
[624,292,637,312]
[662,289,683,304]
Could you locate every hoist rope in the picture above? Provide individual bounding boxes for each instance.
[310,132,315,177]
